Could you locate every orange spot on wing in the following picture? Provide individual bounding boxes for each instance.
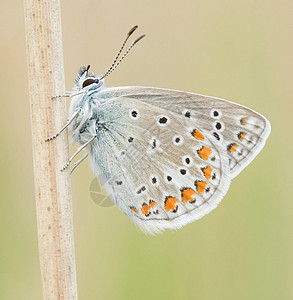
[164,197,178,213]
[130,207,138,214]
[141,203,150,216]
[149,200,156,209]
[238,132,246,141]
[240,117,248,125]
[228,143,239,153]
[181,188,196,203]
[202,166,212,180]
[191,129,204,140]
[197,146,212,160]
[195,181,207,194]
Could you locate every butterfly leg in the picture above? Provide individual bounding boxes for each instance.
[51,90,85,99]
[61,134,97,171]
[45,108,81,141]
[70,154,88,174]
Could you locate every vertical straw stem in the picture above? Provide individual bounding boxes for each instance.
[23,0,78,299]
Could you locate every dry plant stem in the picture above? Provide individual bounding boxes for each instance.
[24,0,78,299]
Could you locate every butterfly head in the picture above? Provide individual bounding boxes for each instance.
[74,65,104,93]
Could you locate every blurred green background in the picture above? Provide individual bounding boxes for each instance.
[1,0,292,299]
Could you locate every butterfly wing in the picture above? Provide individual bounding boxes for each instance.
[89,88,256,234]
[97,87,271,178]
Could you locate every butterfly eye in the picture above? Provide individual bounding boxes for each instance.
[82,78,99,88]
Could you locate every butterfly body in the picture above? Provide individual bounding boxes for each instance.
[66,66,270,234]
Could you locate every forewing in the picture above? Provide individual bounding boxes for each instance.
[97,87,271,178]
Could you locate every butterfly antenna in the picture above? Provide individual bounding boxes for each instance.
[99,33,146,81]
[99,25,138,80]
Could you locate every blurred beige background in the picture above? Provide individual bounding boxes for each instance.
[1,0,292,299]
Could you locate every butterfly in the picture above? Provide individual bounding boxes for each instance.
[46,26,271,234]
